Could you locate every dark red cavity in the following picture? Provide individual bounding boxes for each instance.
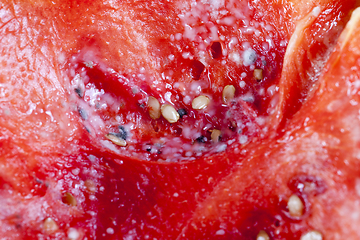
[189,59,205,80]
[210,41,222,59]
[288,174,327,196]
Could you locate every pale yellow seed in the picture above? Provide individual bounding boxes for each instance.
[161,104,180,123]
[43,217,59,234]
[147,96,161,119]
[256,230,270,240]
[192,95,210,110]
[288,194,304,217]
[105,134,127,147]
[254,69,263,81]
[300,230,323,240]
[222,85,235,104]
[84,179,97,193]
[211,129,222,143]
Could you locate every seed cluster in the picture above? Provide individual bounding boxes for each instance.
[140,85,235,146]
[105,84,241,150]
[153,85,235,121]
[146,92,216,124]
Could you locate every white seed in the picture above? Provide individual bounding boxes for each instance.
[192,95,210,110]
[222,85,235,104]
[68,228,81,240]
[211,129,222,143]
[43,218,59,234]
[84,179,97,193]
[288,194,304,217]
[161,104,180,123]
[105,133,127,147]
[147,96,161,119]
[300,230,323,240]
[256,230,270,240]
[254,68,263,81]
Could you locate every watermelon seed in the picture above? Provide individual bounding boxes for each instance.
[147,96,161,119]
[105,133,127,147]
[256,230,270,240]
[192,95,210,110]
[254,69,263,81]
[177,108,187,118]
[43,218,59,234]
[161,104,180,123]
[84,180,97,193]
[287,194,304,217]
[77,107,88,120]
[300,230,323,240]
[118,126,128,140]
[74,87,83,98]
[196,135,207,143]
[222,85,236,104]
[210,129,222,143]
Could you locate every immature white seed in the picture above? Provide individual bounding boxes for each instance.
[43,218,59,234]
[161,104,180,123]
[256,230,270,240]
[222,85,235,104]
[211,129,222,143]
[300,230,323,240]
[84,179,97,193]
[105,133,127,147]
[254,68,263,81]
[192,95,210,110]
[68,228,81,240]
[147,96,161,119]
[287,194,304,217]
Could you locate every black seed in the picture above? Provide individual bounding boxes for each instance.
[34,178,43,184]
[75,87,83,98]
[177,108,187,118]
[274,219,281,227]
[85,126,91,133]
[196,135,207,143]
[118,126,128,140]
[78,108,88,120]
